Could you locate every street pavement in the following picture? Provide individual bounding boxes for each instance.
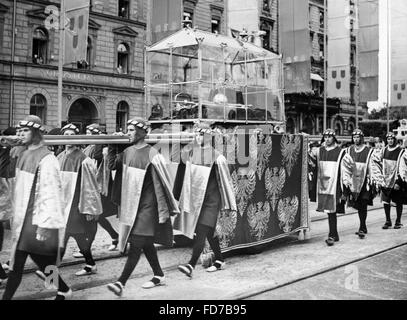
[249,245,407,300]
[1,198,406,300]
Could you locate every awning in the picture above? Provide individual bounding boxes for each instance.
[311,73,324,82]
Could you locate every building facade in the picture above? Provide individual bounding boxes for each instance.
[0,0,225,133]
[286,0,367,135]
[227,0,367,135]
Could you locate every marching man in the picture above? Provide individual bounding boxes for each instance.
[106,117,179,297]
[341,129,377,238]
[314,129,346,246]
[83,124,119,252]
[2,115,71,300]
[174,122,236,277]
[57,123,103,276]
[378,132,406,229]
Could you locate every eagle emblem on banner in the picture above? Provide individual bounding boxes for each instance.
[215,209,237,248]
[277,196,299,233]
[265,167,286,211]
[247,201,271,241]
[281,134,301,177]
[231,169,256,216]
[256,132,273,180]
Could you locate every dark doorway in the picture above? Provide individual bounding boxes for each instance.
[68,98,99,133]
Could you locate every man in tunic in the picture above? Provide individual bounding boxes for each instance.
[174,122,236,277]
[341,129,376,238]
[315,129,346,246]
[2,115,71,300]
[0,127,17,284]
[106,118,179,297]
[78,124,119,255]
[379,132,406,229]
[57,123,103,276]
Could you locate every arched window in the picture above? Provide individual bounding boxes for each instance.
[116,101,129,132]
[347,120,355,134]
[303,116,314,135]
[117,42,129,74]
[334,119,343,136]
[32,28,48,64]
[286,117,295,134]
[30,94,47,123]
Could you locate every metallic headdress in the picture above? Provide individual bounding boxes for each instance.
[86,123,101,134]
[127,118,150,132]
[61,123,80,134]
[19,115,45,133]
[321,128,338,144]
[352,129,364,137]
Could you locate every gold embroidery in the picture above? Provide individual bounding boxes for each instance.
[277,196,299,233]
[281,134,301,177]
[247,201,271,240]
[215,209,237,248]
[265,167,286,211]
[256,132,273,180]
[231,169,256,216]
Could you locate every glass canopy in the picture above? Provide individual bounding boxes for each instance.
[145,28,285,125]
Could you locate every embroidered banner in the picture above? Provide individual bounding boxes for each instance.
[170,132,310,252]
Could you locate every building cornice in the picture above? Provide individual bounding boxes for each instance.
[209,4,224,12]
[0,60,144,82]
[91,12,146,29]
[0,74,145,93]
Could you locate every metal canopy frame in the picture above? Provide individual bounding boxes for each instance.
[145,28,285,126]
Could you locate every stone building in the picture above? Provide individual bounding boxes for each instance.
[285,0,367,135]
[0,0,225,133]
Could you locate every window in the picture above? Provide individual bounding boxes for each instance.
[77,37,92,69]
[183,11,193,28]
[260,22,271,51]
[32,28,48,64]
[398,93,402,100]
[211,18,220,34]
[286,118,295,134]
[319,10,324,29]
[263,0,270,12]
[30,94,47,122]
[335,121,342,136]
[118,0,130,18]
[350,84,355,101]
[117,42,129,74]
[319,35,324,59]
[116,101,129,132]
[86,37,92,68]
[394,84,399,91]
[310,31,314,44]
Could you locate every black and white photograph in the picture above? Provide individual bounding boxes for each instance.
[0,0,406,307]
